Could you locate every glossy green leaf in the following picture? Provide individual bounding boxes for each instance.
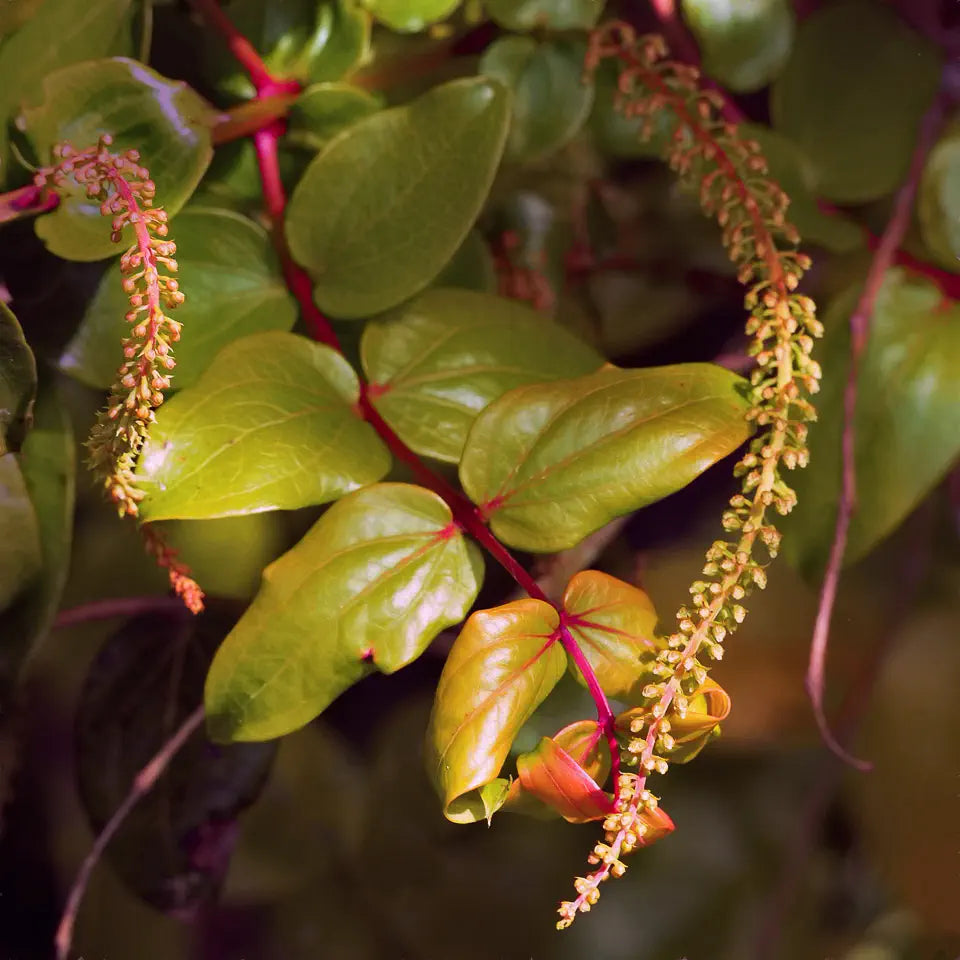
[286,83,381,151]
[0,0,136,186]
[485,0,603,30]
[0,386,74,691]
[480,37,593,163]
[918,120,960,273]
[0,300,36,454]
[562,569,659,699]
[432,230,496,293]
[770,0,941,203]
[205,483,484,742]
[135,332,390,521]
[23,58,215,261]
[60,207,297,390]
[77,605,276,910]
[361,287,604,462]
[426,598,567,823]
[784,270,960,573]
[205,0,371,98]
[362,0,460,32]
[516,734,613,823]
[682,0,794,93]
[286,77,509,318]
[0,453,42,612]
[741,124,863,254]
[460,363,752,552]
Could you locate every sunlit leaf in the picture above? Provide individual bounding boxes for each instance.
[60,207,297,390]
[771,0,941,203]
[426,598,566,823]
[361,287,603,463]
[562,569,660,699]
[479,36,593,163]
[682,0,794,93]
[485,0,603,30]
[136,331,390,520]
[286,77,509,318]
[0,300,36,454]
[23,58,215,261]
[460,363,752,552]
[205,483,483,742]
[362,0,460,32]
[76,604,276,911]
[783,269,960,573]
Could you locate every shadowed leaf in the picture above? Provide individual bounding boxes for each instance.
[0,300,36,454]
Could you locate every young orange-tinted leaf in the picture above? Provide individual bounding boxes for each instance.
[205,484,483,742]
[562,570,660,699]
[426,598,566,823]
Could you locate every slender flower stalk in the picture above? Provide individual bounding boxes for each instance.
[558,24,822,926]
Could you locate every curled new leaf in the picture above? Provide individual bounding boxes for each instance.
[426,599,567,823]
[460,364,752,552]
[361,287,603,462]
[562,570,660,700]
[135,331,390,520]
[206,484,483,742]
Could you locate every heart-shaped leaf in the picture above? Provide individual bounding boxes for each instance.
[783,269,960,573]
[362,0,460,32]
[426,598,567,823]
[286,77,509,318]
[77,604,277,911]
[205,483,483,742]
[60,207,297,390]
[562,570,660,699]
[23,58,215,261]
[361,287,604,462]
[516,734,614,823]
[485,0,603,30]
[459,363,752,552]
[0,385,74,694]
[771,0,941,203]
[682,0,794,93]
[0,0,137,186]
[0,300,36,454]
[135,331,390,520]
[0,453,42,612]
[480,37,594,163]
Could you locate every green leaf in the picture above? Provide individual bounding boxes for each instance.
[286,77,509,318]
[205,0,371,99]
[562,569,660,699]
[426,598,567,823]
[362,0,460,32]
[361,287,604,463]
[0,453,42,612]
[485,0,604,30]
[0,300,36,454]
[135,331,390,521]
[431,230,496,293]
[23,58,215,261]
[0,0,136,186]
[682,0,794,93]
[918,120,960,273]
[770,0,941,203]
[741,124,863,254]
[76,604,276,911]
[0,385,74,692]
[0,0,44,38]
[460,363,752,552]
[205,483,483,742]
[480,37,594,163]
[60,207,297,390]
[286,83,381,152]
[784,269,960,574]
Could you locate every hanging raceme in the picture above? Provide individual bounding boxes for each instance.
[555,22,822,927]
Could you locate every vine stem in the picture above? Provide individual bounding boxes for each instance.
[53,595,190,628]
[54,705,205,960]
[805,86,950,770]
[193,0,618,749]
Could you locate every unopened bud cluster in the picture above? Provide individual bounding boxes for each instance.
[560,23,823,927]
[36,136,183,517]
